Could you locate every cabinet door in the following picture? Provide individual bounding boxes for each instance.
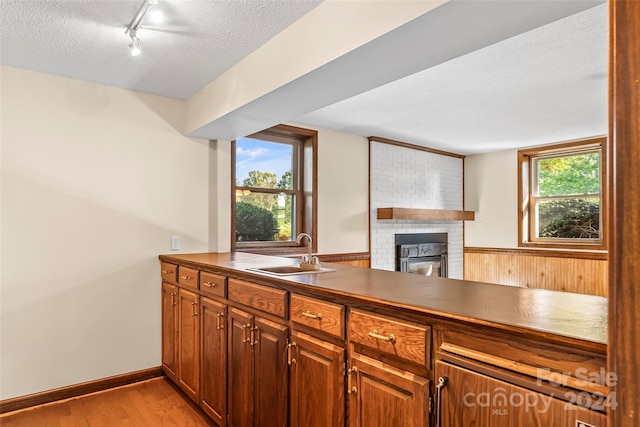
[290,331,345,427]
[161,282,178,381]
[349,353,429,427]
[200,297,227,426]
[228,308,254,427]
[254,316,289,427]
[435,361,606,427]
[178,288,200,402]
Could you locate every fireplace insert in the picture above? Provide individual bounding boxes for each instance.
[395,233,448,277]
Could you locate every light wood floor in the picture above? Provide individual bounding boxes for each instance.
[0,377,215,427]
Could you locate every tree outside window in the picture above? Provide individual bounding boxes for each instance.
[519,137,606,249]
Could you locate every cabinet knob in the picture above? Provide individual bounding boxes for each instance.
[203,281,215,287]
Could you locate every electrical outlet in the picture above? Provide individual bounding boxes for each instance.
[171,235,180,251]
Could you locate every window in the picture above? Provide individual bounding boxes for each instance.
[518,137,606,249]
[232,124,316,252]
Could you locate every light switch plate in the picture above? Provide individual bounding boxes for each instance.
[171,235,180,251]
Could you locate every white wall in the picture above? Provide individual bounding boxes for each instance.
[0,66,210,399]
[316,128,369,254]
[0,69,369,399]
[370,142,464,279]
[464,149,519,248]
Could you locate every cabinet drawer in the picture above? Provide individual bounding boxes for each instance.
[290,294,344,338]
[161,262,178,284]
[200,272,226,298]
[441,328,608,394]
[228,279,287,318]
[349,309,430,366]
[178,266,199,289]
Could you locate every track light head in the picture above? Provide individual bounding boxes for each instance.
[125,0,162,56]
[129,30,142,56]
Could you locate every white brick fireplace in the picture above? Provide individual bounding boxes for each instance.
[370,141,464,279]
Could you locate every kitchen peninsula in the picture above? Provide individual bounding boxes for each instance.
[159,251,609,427]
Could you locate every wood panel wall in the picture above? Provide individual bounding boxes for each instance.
[464,248,608,297]
[609,0,640,424]
[316,253,370,268]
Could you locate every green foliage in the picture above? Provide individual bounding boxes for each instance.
[538,198,600,239]
[236,169,294,242]
[537,153,599,196]
[243,170,278,188]
[235,201,279,242]
[278,170,292,190]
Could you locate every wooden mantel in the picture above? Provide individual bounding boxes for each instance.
[377,207,475,221]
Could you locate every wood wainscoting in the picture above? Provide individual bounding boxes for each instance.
[464,247,608,297]
[316,252,371,268]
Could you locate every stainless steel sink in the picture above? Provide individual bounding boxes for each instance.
[247,265,335,276]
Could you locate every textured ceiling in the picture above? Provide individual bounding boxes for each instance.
[294,4,608,155]
[0,0,322,99]
[1,1,607,154]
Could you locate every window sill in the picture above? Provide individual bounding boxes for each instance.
[235,246,311,257]
[519,241,607,252]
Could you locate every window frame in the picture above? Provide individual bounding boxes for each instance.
[518,137,607,250]
[231,124,317,254]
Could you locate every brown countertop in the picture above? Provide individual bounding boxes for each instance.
[159,252,608,348]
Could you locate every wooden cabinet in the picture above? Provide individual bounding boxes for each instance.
[349,309,430,367]
[161,282,178,381]
[228,307,289,427]
[200,271,227,299]
[228,308,253,427]
[178,288,200,402]
[290,294,345,339]
[178,266,199,289]
[159,258,607,427]
[161,262,178,284]
[200,297,227,426]
[434,361,606,427]
[254,317,288,427]
[289,331,345,427]
[348,352,429,427]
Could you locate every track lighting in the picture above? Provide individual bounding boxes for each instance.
[125,0,161,56]
[129,30,141,56]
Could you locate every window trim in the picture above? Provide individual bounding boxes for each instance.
[231,124,317,254]
[518,137,607,250]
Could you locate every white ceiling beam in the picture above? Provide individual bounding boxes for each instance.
[186,0,603,141]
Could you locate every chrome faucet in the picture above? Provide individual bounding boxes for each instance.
[296,233,319,269]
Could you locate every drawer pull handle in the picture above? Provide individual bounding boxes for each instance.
[216,313,225,330]
[180,275,192,280]
[368,329,396,344]
[250,327,259,346]
[191,301,198,317]
[435,376,448,427]
[242,323,251,343]
[203,281,215,288]
[162,270,173,274]
[287,342,297,365]
[301,310,322,320]
[347,366,358,394]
